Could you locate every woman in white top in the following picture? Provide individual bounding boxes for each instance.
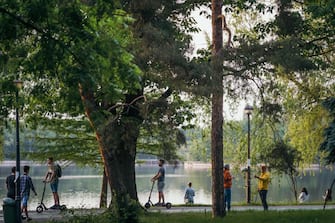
[298,187,309,203]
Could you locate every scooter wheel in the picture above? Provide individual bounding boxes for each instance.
[36,205,43,213]
[144,202,151,209]
[60,205,67,211]
[165,202,172,209]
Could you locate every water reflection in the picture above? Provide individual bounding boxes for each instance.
[0,163,334,210]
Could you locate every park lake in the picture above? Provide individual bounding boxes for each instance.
[0,161,334,210]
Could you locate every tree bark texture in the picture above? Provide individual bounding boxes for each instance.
[79,84,141,204]
[211,0,225,218]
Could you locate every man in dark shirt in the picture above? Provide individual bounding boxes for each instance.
[6,166,16,199]
[151,159,166,206]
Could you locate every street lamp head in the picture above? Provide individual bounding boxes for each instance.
[244,104,253,115]
[13,80,23,89]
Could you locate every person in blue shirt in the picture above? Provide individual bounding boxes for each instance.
[184,182,195,204]
[20,165,37,221]
[151,159,166,206]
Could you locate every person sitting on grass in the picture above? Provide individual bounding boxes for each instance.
[298,187,309,203]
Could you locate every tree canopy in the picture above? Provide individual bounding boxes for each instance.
[1,0,335,220]
[320,98,335,164]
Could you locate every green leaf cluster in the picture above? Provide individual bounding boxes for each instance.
[320,98,335,164]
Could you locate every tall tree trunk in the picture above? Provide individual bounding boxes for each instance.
[79,84,142,222]
[101,118,140,201]
[211,0,225,218]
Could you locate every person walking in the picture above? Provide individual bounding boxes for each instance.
[224,164,233,211]
[151,159,166,206]
[6,166,16,199]
[44,157,60,209]
[20,165,37,221]
[255,165,271,211]
[184,182,195,204]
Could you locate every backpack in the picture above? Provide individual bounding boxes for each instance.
[55,164,62,178]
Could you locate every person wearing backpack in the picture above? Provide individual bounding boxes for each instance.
[44,157,60,209]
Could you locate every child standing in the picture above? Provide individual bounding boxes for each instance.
[184,182,195,204]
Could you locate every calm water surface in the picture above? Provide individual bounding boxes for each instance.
[0,162,334,210]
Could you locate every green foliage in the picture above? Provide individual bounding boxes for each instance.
[184,128,211,162]
[1,0,335,216]
[0,1,141,116]
[278,69,335,165]
[260,140,301,200]
[261,141,301,175]
[58,210,116,223]
[51,194,141,223]
[0,0,141,158]
[223,121,247,165]
[110,192,140,223]
[180,119,249,164]
[137,91,196,161]
[25,117,101,166]
[286,106,330,165]
[1,118,100,166]
[0,0,210,163]
[320,97,335,164]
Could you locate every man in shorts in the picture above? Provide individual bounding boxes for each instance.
[151,159,166,206]
[44,157,60,209]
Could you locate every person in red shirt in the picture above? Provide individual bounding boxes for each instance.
[224,164,232,211]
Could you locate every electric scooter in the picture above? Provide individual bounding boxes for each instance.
[36,181,66,213]
[144,181,172,209]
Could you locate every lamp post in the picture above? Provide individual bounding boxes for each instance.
[244,104,253,204]
[14,80,23,223]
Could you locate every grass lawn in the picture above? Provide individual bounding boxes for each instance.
[140,210,335,223]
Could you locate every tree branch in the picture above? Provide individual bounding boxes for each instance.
[0,7,86,68]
